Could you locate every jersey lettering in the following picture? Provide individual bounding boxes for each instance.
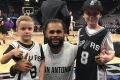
[45,66,72,73]
[90,42,100,51]
[28,55,41,62]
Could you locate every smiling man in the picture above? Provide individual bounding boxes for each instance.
[42,19,77,80]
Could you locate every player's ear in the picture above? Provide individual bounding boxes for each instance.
[44,31,47,36]
[82,14,85,19]
[32,25,35,31]
[16,27,18,32]
[99,13,102,17]
[64,34,65,37]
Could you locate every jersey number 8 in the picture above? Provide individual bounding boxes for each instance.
[81,51,89,64]
[30,66,37,78]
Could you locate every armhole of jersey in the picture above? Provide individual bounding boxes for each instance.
[77,28,82,44]
[10,41,18,48]
[101,30,109,47]
[39,44,45,61]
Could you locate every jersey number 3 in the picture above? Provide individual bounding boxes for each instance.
[81,51,89,64]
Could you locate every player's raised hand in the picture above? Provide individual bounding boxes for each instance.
[95,47,108,64]
[24,53,28,60]
[100,47,106,55]
[99,48,108,63]
[11,44,23,58]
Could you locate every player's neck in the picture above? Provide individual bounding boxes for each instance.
[20,39,32,45]
[87,24,101,30]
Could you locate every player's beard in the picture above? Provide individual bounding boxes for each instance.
[46,37,64,49]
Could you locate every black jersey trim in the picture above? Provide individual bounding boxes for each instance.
[18,41,35,51]
[11,43,16,49]
[18,42,35,51]
[10,41,35,51]
[39,44,45,60]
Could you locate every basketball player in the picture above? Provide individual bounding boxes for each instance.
[42,19,77,80]
[75,0,115,80]
[0,15,45,80]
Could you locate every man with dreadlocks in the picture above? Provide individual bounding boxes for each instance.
[75,0,115,80]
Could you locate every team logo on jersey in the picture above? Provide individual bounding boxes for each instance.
[78,40,85,47]
[83,40,91,49]
[79,40,100,51]
[28,54,41,62]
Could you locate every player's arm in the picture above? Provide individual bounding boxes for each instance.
[39,45,45,80]
[97,49,114,64]
[95,32,115,64]
[0,45,14,64]
[100,32,115,63]
[10,59,32,76]
[39,60,45,80]
[1,45,23,64]
[10,54,32,76]
[10,64,18,76]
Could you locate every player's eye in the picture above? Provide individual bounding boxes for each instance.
[28,27,32,30]
[49,30,62,34]
[20,27,26,30]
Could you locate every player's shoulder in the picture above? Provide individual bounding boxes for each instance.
[42,44,48,50]
[56,0,66,5]
[32,42,43,49]
[34,42,41,45]
[10,40,19,48]
[100,27,109,34]
[64,42,77,48]
[64,42,78,55]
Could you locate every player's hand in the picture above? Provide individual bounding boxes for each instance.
[15,60,32,72]
[95,48,108,64]
[14,53,32,72]
[11,45,23,58]
[99,49,109,63]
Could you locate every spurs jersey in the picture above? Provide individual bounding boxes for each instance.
[10,41,44,80]
[76,28,108,80]
[43,42,77,80]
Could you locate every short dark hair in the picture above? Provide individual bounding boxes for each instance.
[43,18,67,34]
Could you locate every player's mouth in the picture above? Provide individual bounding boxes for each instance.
[52,39,59,44]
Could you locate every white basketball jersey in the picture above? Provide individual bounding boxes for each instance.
[11,41,42,80]
[42,42,77,80]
